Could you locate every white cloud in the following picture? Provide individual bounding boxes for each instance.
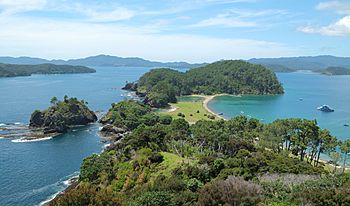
[0,16,294,62]
[191,9,287,28]
[316,1,350,14]
[0,0,46,14]
[192,14,256,28]
[298,15,350,36]
[82,7,135,22]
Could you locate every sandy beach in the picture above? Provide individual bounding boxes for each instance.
[200,94,227,120]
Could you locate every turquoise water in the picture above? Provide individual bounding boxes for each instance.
[208,71,350,141]
[0,67,158,206]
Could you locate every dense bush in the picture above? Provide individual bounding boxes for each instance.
[198,176,263,206]
[53,101,349,206]
[131,60,284,107]
[49,183,124,206]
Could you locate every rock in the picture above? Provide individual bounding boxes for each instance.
[99,124,127,137]
[122,82,138,91]
[29,110,45,127]
[29,97,97,134]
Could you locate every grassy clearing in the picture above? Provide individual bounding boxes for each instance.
[158,96,215,123]
[150,152,185,178]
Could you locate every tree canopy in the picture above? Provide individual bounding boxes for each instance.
[127,60,284,107]
[51,101,350,206]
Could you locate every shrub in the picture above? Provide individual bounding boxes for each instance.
[198,176,263,206]
[49,183,124,206]
[185,178,204,192]
[133,191,173,206]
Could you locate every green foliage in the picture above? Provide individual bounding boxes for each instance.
[133,60,284,107]
[79,152,115,183]
[132,191,174,206]
[185,178,204,192]
[101,100,153,130]
[0,63,95,77]
[56,101,349,206]
[29,96,97,133]
[49,183,124,206]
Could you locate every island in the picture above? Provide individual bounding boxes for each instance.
[49,100,350,206]
[0,63,96,77]
[123,60,284,108]
[30,96,97,135]
[316,66,350,75]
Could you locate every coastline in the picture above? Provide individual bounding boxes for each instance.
[194,94,228,120]
[195,94,350,170]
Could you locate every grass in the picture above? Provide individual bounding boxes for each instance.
[151,152,185,178]
[158,96,214,123]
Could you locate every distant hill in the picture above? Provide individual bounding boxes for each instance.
[2,55,350,73]
[316,66,350,75]
[248,55,350,71]
[0,63,95,77]
[0,55,205,69]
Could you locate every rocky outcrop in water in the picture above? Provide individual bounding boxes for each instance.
[30,96,97,134]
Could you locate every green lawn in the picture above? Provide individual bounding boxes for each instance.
[150,152,185,179]
[158,96,215,123]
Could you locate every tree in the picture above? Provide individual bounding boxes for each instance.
[330,152,342,174]
[340,140,350,173]
[50,96,58,105]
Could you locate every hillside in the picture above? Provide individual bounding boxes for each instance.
[316,66,350,75]
[49,100,350,206]
[126,60,284,107]
[0,55,205,69]
[0,63,95,77]
[248,55,350,71]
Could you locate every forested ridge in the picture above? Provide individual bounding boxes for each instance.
[316,67,350,75]
[125,60,284,107]
[50,100,350,206]
[0,63,95,77]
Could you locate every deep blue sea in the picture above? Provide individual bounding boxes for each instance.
[0,67,157,206]
[0,69,350,206]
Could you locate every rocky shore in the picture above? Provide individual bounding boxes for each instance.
[29,96,97,135]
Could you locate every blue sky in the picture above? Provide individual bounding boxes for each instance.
[0,0,349,62]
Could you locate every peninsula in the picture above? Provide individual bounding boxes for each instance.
[123,60,284,108]
[0,63,95,77]
[316,66,350,75]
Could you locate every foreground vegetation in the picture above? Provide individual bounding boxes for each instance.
[0,63,95,77]
[51,100,350,206]
[124,60,284,107]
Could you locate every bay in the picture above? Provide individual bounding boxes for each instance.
[208,71,350,141]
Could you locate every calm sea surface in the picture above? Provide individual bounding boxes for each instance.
[0,69,349,206]
[209,71,350,141]
[0,67,157,206]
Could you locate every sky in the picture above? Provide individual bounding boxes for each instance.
[0,0,349,63]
